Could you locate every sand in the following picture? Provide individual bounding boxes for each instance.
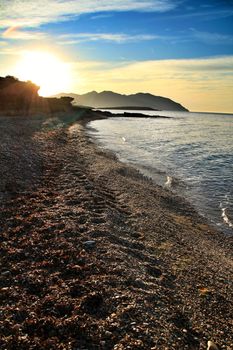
[0,111,232,350]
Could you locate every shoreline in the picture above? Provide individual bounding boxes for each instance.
[85,113,233,241]
[85,122,203,220]
[0,111,233,349]
[86,112,233,236]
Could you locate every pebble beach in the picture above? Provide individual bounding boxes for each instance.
[0,111,233,350]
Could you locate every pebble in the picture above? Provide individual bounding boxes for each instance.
[207,341,219,350]
[105,331,112,337]
[1,270,11,277]
[83,240,96,249]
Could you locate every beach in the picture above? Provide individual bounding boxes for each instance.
[0,111,233,350]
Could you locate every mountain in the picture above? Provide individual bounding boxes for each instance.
[54,91,188,111]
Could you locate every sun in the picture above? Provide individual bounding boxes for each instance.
[14,51,71,96]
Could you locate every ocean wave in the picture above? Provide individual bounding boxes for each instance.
[165,176,172,188]
[221,207,233,228]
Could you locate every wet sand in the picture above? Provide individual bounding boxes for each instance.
[0,111,233,350]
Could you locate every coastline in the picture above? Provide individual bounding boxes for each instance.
[0,111,233,349]
[87,111,233,235]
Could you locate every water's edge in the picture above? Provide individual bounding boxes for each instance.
[86,123,230,235]
[86,113,233,235]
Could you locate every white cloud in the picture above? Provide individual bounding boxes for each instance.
[0,0,178,28]
[59,32,159,44]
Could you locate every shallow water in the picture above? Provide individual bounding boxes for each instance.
[88,110,233,234]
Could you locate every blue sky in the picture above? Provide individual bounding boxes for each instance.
[0,0,233,112]
[52,0,233,61]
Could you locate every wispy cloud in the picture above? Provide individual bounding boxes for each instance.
[91,14,114,20]
[0,46,19,55]
[145,29,233,46]
[0,0,178,29]
[57,28,233,47]
[2,27,45,40]
[59,32,160,44]
[165,8,233,21]
[96,56,233,82]
[191,29,233,46]
[59,29,233,46]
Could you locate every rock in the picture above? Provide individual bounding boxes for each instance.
[81,292,103,313]
[104,331,112,337]
[1,270,11,277]
[83,240,96,249]
[146,265,162,278]
[207,340,219,350]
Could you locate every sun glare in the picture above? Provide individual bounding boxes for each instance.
[14,51,71,96]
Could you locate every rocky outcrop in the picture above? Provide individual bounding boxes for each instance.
[0,76,74,115]
[0,76,40,113]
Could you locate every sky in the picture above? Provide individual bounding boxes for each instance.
[0,0,233,112]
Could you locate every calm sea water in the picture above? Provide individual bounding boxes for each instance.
[88,110,233,234]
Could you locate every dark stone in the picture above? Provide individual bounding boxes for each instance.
[146,265,162,278]
[81,293,103,313]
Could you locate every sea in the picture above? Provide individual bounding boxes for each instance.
[87,110,233,234]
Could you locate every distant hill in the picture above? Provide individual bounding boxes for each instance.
[54,91,188,111]
[99,106,158,111]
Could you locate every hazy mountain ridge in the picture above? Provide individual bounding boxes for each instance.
[54,91,188,111]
